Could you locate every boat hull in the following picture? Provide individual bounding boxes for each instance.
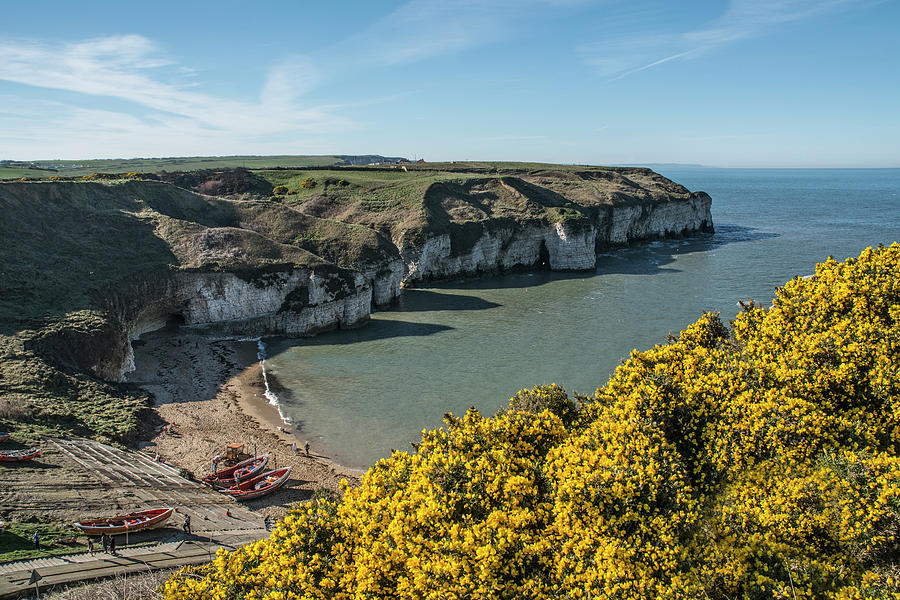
[222,467,291,501]
[0,448,40,462]
[202,454,270,488]
[74,507,175,536]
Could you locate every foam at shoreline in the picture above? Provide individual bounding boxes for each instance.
[256,339,292,425]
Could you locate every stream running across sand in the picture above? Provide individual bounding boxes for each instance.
[251,168,900,469]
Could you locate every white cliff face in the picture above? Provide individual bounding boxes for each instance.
[546,222,598,270]
[112,268,373,380]
[606,194,713,244]
[179,270,371,336]
[400,221,600,283]
[401,194,711,284]
[360,258,405,307]
[180,270,308,324]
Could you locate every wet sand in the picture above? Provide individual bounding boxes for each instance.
[128,330,363,519]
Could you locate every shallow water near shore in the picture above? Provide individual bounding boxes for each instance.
[260,168,900,469]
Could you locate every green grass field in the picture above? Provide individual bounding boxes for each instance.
[0,166,58,179]
[0,521,88,563]
[0,155,343,179]
[257,168,484,210]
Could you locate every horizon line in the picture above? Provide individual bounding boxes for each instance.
[2,155,899,170]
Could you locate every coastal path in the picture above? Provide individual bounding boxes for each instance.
[0,437,270,598]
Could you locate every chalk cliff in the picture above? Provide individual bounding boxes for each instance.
[398,192,712,282]
[0,163,713,391]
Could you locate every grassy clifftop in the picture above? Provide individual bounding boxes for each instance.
[255,163,696,245]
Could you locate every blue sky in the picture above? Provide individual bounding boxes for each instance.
[0,0,897,167]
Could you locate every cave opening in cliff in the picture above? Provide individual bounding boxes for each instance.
[165,313,186,328]
[536,240,551,269]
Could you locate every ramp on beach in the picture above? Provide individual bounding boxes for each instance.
[0,438,269,599]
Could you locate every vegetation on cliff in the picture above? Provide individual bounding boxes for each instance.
[165,246,900,599]
[0,163,706,443]
[0,180,373,442]
[256,163,706,257]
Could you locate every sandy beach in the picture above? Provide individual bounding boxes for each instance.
[128,330,363,519]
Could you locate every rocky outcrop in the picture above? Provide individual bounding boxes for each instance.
[602,192,713,245]
[399,222,591,283]
[360,258,406,307]
[400,192,713,282]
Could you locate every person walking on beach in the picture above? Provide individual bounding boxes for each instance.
[264,516,272,531]
[109,536,117,555]
[291,442,297,455]
[87,537,94,555]
[304,441,310,456]
[183,515,192,535]
[101,533,109,553]
[32,531,39,549]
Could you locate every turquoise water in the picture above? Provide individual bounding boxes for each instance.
[265,168,900,469]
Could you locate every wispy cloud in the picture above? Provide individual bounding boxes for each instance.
[0,35,350,157]
[0,97,338,158]
[478,134,548,142]
[581,0,870,79]
[342,0,596,66]
[0,0,593,158]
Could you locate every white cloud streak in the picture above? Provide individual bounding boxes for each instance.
[0,35,350,157]
[342,0,599,66]
[582,0,871,79]
[0,0,605,157]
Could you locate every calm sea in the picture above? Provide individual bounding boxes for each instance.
[264,168,900,469]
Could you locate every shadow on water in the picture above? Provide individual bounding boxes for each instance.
[596,226,779,276]
[266,225,777,354]
[391,289,501,312]
[703,224,780,247]
[432,269,593,292]
[276,319,454,350]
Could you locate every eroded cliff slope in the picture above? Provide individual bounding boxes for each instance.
[0,163,712,441]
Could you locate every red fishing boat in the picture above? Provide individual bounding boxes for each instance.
[0,448,40,462]
[73,507,175,536]
[221,467,291,500]
[202,453,270,488]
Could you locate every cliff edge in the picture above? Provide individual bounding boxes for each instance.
[0,163,712,441]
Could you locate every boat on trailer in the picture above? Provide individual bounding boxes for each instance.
[73,507,175,536]
[202,453,270,488]
[221,466,291,500]
[0,448,40,462]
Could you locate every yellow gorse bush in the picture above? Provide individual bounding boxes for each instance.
[165,245,900,600]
